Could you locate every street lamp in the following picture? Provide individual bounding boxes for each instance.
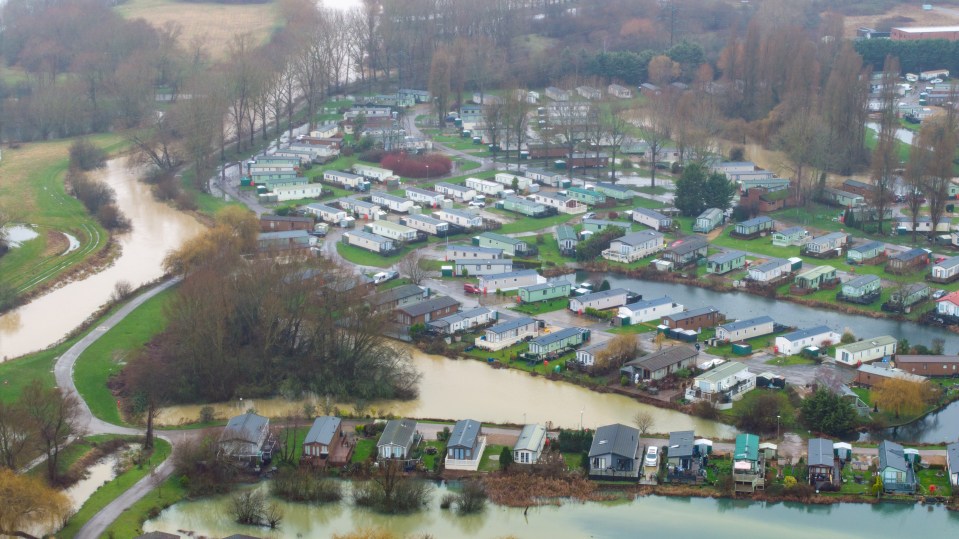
[777,414,781,440]
[580,409,584,430]
[425,164,430,182]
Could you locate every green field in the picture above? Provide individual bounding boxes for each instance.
[336,242,413,267]
[74,289,175,425]
[58,437,173,538]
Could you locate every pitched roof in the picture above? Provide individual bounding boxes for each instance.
[522,281,571,293]
[626,345,698,372]
[428,307,493,329]
[836,335,897,353]
[806,438,834,466]
[948,442,959,476]
[632,207,670,220]
[556,225,578,241]
[345,230,391,244]
[697,361,749,385]
[666,306,720,322]
[306,203,344,215]
[371,192,409,204]
[718,316,774,333]
[752,258,791,272]
[738,216,773,227]
[623,296,675,312]
[406,213,446,226]
[589,423,639,458]
[614,230,664,247]
[454,258,512,266]
[573,288,628,304]
[844,275,881,289]
[448,244,502,255]
[396,296,460,317]
[406,186,443,197]
[368,284,424,306]
[447,419,482,449]
[477,231,523,245]
[480,269,540,282]
[220,413,269,445]
[849,240,885,253]
[259,230,310,241]
[513,424,547,453]
[668,430,695,459]
[708,250,745,265]
[735,433,760,462]
[878,440,908,472]
[530,327,586,347]
[809,232,848,244]
[935,255,959,270]
[779,326,835,343]
[890,247,928,261]
[377,419,417,448]
[435,181,472,193]
[666,236,708,255]
[696,208,723,220]
[304,416,341,446]
[487,316,537,335]
[261,215,312,223]
[776,226,806,236]
[895,354,959,364]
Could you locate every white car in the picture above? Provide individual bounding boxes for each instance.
[468,200,485,208]
[644,445,659,468]
[372,270,398,285]
[583,212,596,219]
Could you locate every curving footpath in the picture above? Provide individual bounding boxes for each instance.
[53,277,200,539]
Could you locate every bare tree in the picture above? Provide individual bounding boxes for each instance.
[602,102,632,182]
[633,410,654,437]
[641,94,673,189]
[0,401,31,469]
[20,381,80,483]
[869,55,900,236]
[399,250,431,285]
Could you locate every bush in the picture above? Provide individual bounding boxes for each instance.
[199,406,215,424]
[620,375,630,386]
[359,149,387,163]
[453,480,487,514]
[381,152,452,178]
[69,139,107,171]
[691,400,719,420]
[557,429,593,453]
[440,493,456,509]
[271,468,342,503]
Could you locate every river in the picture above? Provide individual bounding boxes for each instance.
[0,160,206,360]
[156,347,738,438]
[599,274,959,354]
[143,482,959,539]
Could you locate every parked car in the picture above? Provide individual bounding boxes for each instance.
[469,200,486,208]
[373,270,398,285]
[644,446,659,468]
[933,289,947,300]
[464,283,481,294]
[583,212,596,219]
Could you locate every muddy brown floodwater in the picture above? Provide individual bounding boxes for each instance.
[0,160,206,360]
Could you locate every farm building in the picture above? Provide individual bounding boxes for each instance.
[707,251,746,275]
[519,281,572,303]
[533,192,586,214]
[454,259,513,276]
[846,241,885,264]
[324,170,370,190]
[693,208,724,233]
[602,230,665,263]
[895,354,959,377]
[353,164,394,182]
[931,256,959,283]
[405,187,445,206]
[476,317,539,351]
[772,226,809,247]
[631,207,672,231]
[394,296,460,325]
[685,361,756,407]
[367,220,417,242]
[582,218,629,233]
[775,326,840,356]
[370,192,414,213]
[886,248,929,274]
[446,245,503,260]
[474,232,530,257]
[621,345,698,383]
[556,225,578,253]
[501,195,549,217]
[662,307,724,331]
[747,258,791,283]
[594,182,636,201]
[662,236,709,267]
[434,182,477,201]
[732,216,774,239]
[618,296,683,324]
[569,288,630,312]
[567,187,607,205]
[715,316,775,343]
[342,230,395,254]
[257,230,314,252]
[494,173,535,191]
[803,232,849,258]
[834,336,898,366]
[607,84,632,98]
[793,266,838,291]
[427,307,497,335]
[527,327,590,359]
[465,177,504,195]
[478,269,545,292]
[435,209,483,229]
[838,275,882,304]
[401,213,449,236]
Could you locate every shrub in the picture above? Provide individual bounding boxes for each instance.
[691,400,719,419]
[454,480,487,514]
[620,375,630,386]
[199,406,215,424]
[271,469,342,503]
[381,152,452,178]
[69,138,107,171]
[440,493,456,509]
[359,149,387,163]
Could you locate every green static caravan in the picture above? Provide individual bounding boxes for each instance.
[566,187,607,205]
[501,195,549,217]
[706,250,746,275]
[555,225,578,254]
[794,266,838,291]
[518,281,572,303]
[838,274,882,304]
[526,327,590,359]
[582,218,630,233]
[593,182,636,201]
[473,231,530,257]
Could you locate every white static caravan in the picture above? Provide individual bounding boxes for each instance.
[304,203,347,224]
[370,192,415,213]
[353,164,395,182]
[405,187,445,207]
[434,209,483,229]
[465,177,504,196]
[434,182,477,201]
[494,173,534,191]
[368,220,418,242]
[343,230,395,253]
[269,183,323,202]
[401,213,449,236]
[324,170,369,190]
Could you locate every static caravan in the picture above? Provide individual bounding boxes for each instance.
[494,173,534,191]
[353,164,394,182]
[518,281,572,303]
[474,232,530,257]
[748,258,791,283]
[632,207,672,231]
[342,230,395,254]
[569,288,629,312]
[435,209,483,229]
[478,269,544,292]
[707,251,746,275]
[446,245,503,260]
[834,336,897,366]
[477,317,539,351]
[368,220,417,242]
[465,177,504,196]
[434,182,476,201]
[269,183,323,202]
[305,203,347,224]
[405,187,445,206]
[775,326,840,356]
[602,230,665,263]
[715,316,775,342]
[401,213,449,236]
[324,170,370,190]
[618,296,683,324]
[693,208,724,233]
[454,259,514,276]
[370,192,414,213]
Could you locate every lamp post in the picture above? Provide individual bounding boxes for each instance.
[425,164,430,183]
[777,414,781,440]
[580,409,584,430]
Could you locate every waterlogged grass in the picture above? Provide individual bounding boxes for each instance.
[58,438,173,538]
[74,289,175,425]
[336,242,413,268]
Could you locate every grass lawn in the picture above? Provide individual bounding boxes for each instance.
[562,452,583,470]
[0,134,124,296]
[765,355,816,366]
[376,277,412,290]
[479,444,507,472]
[74,289,174,425]
[336,242,412,267]
[420,440,446,472]
[917,467,952,496]
[609,322,658,335]
[58,438,172,538]
[0,344,63,404]
[455,159,482,172]
[707,332,781,356]
[352,438,376,463]
[498,212,578,235]
[101,473,188,538]
[634,186,670,195]
[511,297,569,315]
[837,467,875,495]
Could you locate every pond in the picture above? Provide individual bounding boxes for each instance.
[143,482,959,539]
[1,224,40,247]
[157,347,738,438]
